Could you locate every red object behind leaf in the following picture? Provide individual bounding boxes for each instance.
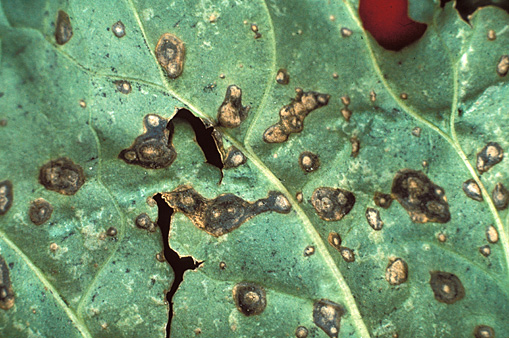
[359,0,427,51]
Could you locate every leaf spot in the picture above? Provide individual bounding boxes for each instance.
[217,85,250,128]
[429,271,465,304]
[0,255,14,310]
[233,282,266,316]
[477,142,503,174]
[311,187,355,221]
[462,179,483,202]
[496,55,509,77]
[313,299,345,338]
[155,33,185,79]
[365,207,383,231]
[385,258,408,285]
[491,182,508,210]
[55,10,73,45]
[299,151,320,173]
[0,180,13,215]
[474,325,495,338]
[112,21,126,38]
[39,158,85,195]
[28,198,53,225]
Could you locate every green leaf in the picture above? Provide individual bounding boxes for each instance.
[1,1,508,338]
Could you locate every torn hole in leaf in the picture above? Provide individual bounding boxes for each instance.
[441,0,509,22]
[153,193,201,338]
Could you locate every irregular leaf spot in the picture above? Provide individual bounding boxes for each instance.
[304,245,315,256]
[486,225,499,243]
[311,187,355,221]
[276,68,290,85]
[491,183,509,210]
[263,88,330,143]
[114,80,132,94]
[162,186,291,236]
[119,114,176,169]
[28,198,53,225]
[365,207,383,230]
[0,255,14,310]
[462,179,483,202]
[340,247,355,262]
[327,232,342,250]
[155,33,185,79]
[350,137,360,157]
[217,85,250,128]
[295,326,308,338]
[232,282,266,316]
[135,213,157,232]
[299,151,320,173]
[429,271,465,304]
[391,169,450,223]
[55,10,73,45]
[476,142,503,174]
[479,245,491,257]
[313,299,345,338]
[0,180,13,215]
[474,325,495,338]
[112,20,126,38]
[373,191,393,209]
[497,55,509,77]
[223,146,247,169]
[341,108,352,121]
[39,158,85,195]
[385,258,408,285]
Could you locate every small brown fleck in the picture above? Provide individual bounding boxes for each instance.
[299,151,320,173]
[491,182,509,210]
[0,119,6,127]
[328,232,342,249]
[135,213,157,232]
[422,160,428,168]
[373,191,393,209]
[496,55,509,77]
[340,96,350,106]
[474,325,495,338]
[462,179,483,202]
[79,99,86,108]
[437,232,447,242]
[112,21,126,38]
[311,187,355,221]
[114,80,132,94]
[487,29,496,41]
[219,261,226,269]
[340,247,355,262]
[332,72,339,79]
[155,33,185,79]
[263,88,330,143]
[209,13,218,23]
[350,137,360,158]
[0,255,14,310]
[223,146,247,169]
[217,85,250,128]
[233,282,266,316]
[304,245,315,256]
[219,73,225,79]
[276,68,290,85]
[156,252,165,262]
[400,93,408,100]
[296,192,303,203]
[0,181,13,215]
[370,90,376,102]
[329,15,336,21]
[479,245,491,257]
[295,325,309,338]
[429,271,465,304]
[50,242,59,252]
[486,225,499,243]
[313,299,345,338]
[250,23,261,39]
[340,27,352,37]
[55,10,73,45]
[194,328,202,335]
[365,207,383,231]
[341,108,352,121]
[119,114,176,169]
[39,158,85,195]
[385,258,408,285]
[106,227,117,237]
[391,169,450,223]
[476,142,504,173]
[411,127,421,137]
[28,198,53,225]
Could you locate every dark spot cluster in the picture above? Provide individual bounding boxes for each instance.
[429,271,465,304]
[299,151,320,173]
[313,299,345,338]
[476,142,503,174]
[385,258,408,285]
[0,254,14,310]
[55,10,73,45]
[135,213,157,232]
[155,33,185,79]
[263,88,330,143]
[39,158,85,195]
[217,85,250,128]
[391,169,450,223]
[28,198,53,225]
[491,182,508,210]
[233,282,266,316]
[118,114,176,169]
[462,179,483,202]
[114,80,132,94]
[276,68,290,85]
[373,191,393,209]
[0,180,13,215]
[162,185,291,236]
[365,207,383,230]
[311,187,355,221]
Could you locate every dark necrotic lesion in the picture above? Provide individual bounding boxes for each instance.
[0,254,15,310]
